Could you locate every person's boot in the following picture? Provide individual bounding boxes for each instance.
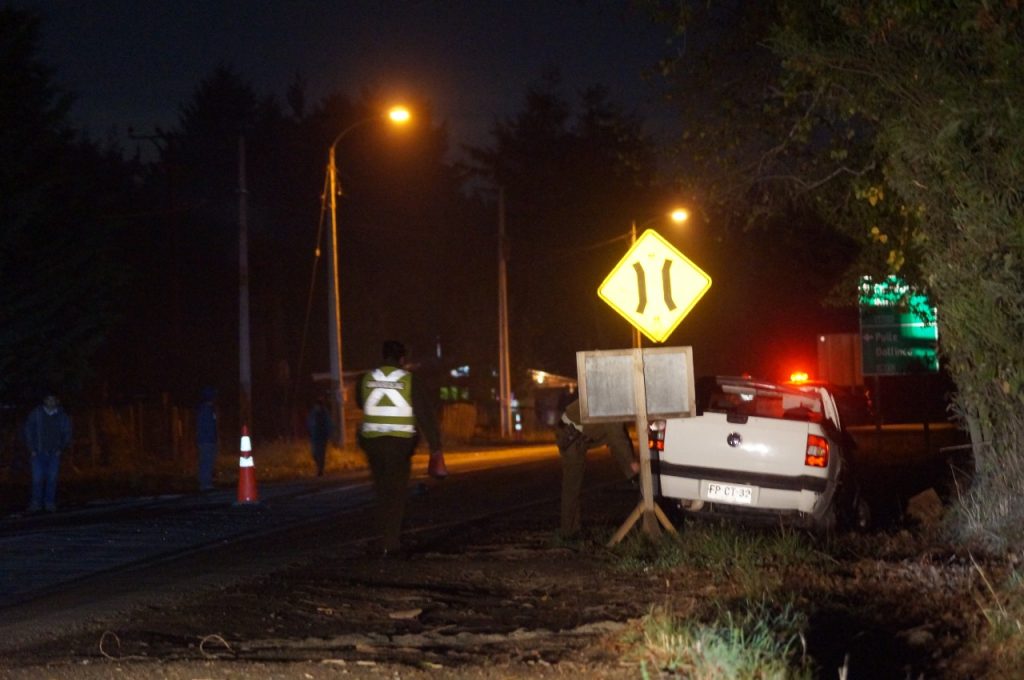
[428,451,449,479]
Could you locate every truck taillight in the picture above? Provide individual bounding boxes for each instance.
[648,420,666,453]
[804,434,829,468]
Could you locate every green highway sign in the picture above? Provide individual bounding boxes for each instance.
[858,276,939,376]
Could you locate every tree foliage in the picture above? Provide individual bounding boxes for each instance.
[657,0,1024,547]
[774,1,1024,549]
[111,66,486,433]
[465,75,666,377]
[0,8,133,402]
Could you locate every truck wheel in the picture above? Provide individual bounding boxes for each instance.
[834,479,872,532]
[845,490,872,532]
[811,506,837,538]
[871,493,908,530]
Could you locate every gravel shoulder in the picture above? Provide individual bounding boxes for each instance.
[0,462,1001,679]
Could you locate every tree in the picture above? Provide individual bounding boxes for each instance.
[0,8,133,402]
[115,67,270,407]
[122,68,486,435]
[466,75,666,377]
[293,89,491,379]
[656,1,1024,548]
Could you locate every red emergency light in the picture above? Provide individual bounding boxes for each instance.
[789,371,810,384]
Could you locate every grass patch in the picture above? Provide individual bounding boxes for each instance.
[629,598,813,679]
[611,519,831,597]
[970,562,1024,675]
[217,439,367,481]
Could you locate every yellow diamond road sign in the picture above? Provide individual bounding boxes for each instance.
[598,229,712,343]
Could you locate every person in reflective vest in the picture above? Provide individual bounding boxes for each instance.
[357,340,444,556]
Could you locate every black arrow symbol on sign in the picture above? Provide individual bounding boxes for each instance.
[633,262,647,313]
[662,259,677,311]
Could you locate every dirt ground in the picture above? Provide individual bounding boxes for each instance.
[0,474,1006,680]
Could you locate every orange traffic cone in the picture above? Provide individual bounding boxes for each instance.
[234,425,260,505]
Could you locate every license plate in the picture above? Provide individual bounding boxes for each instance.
[704,480,755,505]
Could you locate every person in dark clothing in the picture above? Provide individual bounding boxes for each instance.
[24,393,73,513]
[306,398,332,476]
[356,340,445,555]
[556,398,638,537]
[196,387,218,492]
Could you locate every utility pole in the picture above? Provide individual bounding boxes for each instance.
[238,136,252,431]
[327,145,346,448]
[498,188,512,438]
[631,220,641,350]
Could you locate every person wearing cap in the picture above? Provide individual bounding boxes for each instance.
[357,340,445,556]
[23,392,73,513]
[196,386,218,492]
[556,398,639,537]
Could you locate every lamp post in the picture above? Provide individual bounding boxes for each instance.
[325,105,411,447]
[629,208,689,348]
[497,187,513,439]
[239,136,252,432]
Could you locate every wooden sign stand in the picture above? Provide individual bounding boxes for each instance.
[606,347,678,546]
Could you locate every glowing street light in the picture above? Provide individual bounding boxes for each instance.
[388,106,411,124]
[325,105,412,447]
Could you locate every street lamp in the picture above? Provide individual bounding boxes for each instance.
[629,208,689,348]
[325,105,411,447]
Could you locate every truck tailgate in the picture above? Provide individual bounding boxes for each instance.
[662,412,815,478]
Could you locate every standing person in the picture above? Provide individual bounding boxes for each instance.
[357,340,446,556]
[24,392,73,513]
[306,398,332,476]
[196,387,218,492]
[556,398,638,537]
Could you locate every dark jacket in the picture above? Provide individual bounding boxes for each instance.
[196,400,218,445]
[24,406,72,454]
[307,405,332,444]
[557,399,636,476]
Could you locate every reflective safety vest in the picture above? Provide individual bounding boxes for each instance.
[360,366,416,438]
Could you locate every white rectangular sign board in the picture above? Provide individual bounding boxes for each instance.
[576,346,695,422]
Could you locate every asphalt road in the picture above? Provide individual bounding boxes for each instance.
[0,424,964,657]
[0,444,572,653]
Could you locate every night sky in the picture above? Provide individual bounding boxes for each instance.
[6,0,858,395]
[10,0,679,157]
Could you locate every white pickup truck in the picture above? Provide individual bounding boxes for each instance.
[650,376,868,533]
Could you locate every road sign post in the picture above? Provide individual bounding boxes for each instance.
[576,347,696,544]
[589,230,710,543]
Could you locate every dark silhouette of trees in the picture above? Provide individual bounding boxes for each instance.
[0,8,136,403]
[465,75,668,378]
[655,1,1024,547]
[107,66,488,435]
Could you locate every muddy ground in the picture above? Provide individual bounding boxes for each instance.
[0,473,1005,680]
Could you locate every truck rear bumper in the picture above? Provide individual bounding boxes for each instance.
[658,462,829,514]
